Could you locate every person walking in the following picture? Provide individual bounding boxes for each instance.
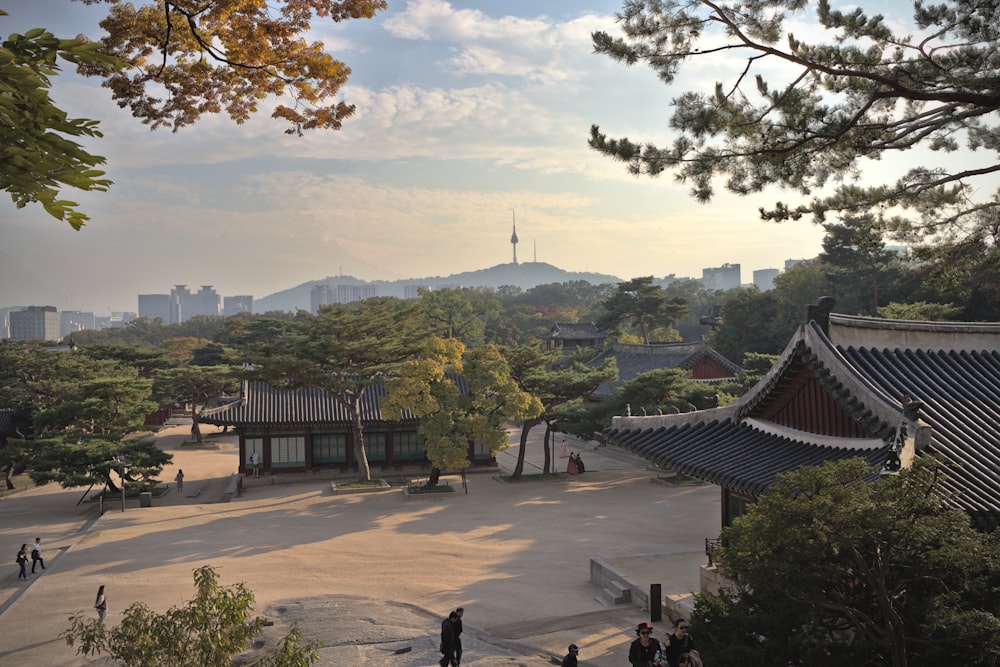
[30,537,45,573]
[250,451,260,478]
[629,622,663,666]
[452,607,464,667]
[94,585,108,623]
[663,617,695,667]
[16,544,29,579]
[561,643,580,666]
[438,611,459,667]
[175,469,184,491]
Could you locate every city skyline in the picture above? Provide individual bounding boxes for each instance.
[2,1,929,314]
[1,249,804,316]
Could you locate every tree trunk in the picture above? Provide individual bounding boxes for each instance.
[511,418,539,480]
[425,467,441,488]
[542,423,552,474]
[190,408,203,443]
[351,394,372,482]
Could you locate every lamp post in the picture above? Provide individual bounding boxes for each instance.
[117,456,131,512]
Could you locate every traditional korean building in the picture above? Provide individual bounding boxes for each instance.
[588,341,743,399]
[603,301,1000,532]
[538,322,607,354]
[200,379,496,476]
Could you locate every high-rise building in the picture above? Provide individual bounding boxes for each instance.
[404,285,430,299]
[337,284,378,304]
[10,306,60,341]
[60,310,97,337]
[186,286,221,318]
[700,263,741,291]
[140,285,223,323]
[138,294,172,322]
[108,311,137,329]
[311,284,379,313]
[223,295,253,316]
[753,268,779,291]
[170,285,190,323]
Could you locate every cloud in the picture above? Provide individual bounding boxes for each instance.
[385,0,611,84]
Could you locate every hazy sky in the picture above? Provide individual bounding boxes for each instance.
[1,0,926,314]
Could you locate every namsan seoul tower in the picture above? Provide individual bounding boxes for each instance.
[510,210,519,265]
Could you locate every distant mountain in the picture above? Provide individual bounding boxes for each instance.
[254,262,622,313]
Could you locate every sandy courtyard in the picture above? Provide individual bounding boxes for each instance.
[0,425,719,666]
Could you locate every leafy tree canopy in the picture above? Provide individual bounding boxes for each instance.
[819,215,907,315]
[0,340,168,491]
[0,10,119,228]
[590,0,1000,247]
[597,276,687,344]
[74,0,386,135]
[384,340,541,485]
[695,458,1000,667]
[502,344,617,478]
[64,565,320,666]
[4,0,385,226]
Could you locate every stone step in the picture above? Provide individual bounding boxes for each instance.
[601,585,628,605]
[608,580,632,603]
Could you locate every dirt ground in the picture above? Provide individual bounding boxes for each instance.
[0,424,719,666]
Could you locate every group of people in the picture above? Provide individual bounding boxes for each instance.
[14,537,44,579]
[566,452,586,475]
[438,609,695,666]
[557,438,587,475]
[438,607,465,667]
[629,619,700,667]
[15,539,108,623]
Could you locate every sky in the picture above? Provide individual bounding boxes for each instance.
[0,0,922,314]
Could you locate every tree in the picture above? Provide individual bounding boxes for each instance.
[6,0,385,226]
[877,301,962,321]
[419,287,502,348]
[819,216,906,315]
[502,345,617,478]
[383,340,541,487]
[0,12,119,228]
[590,1,1000,247]
[909,216,1000,321]
[560,367,730,437]
[153,365,239,443]
[243,299,432,482]
[710,288,800,362]
[77,0,385,135]
[597,276,687,344]
[694,458,1000,667]
[0,341,169,493]
[64,565,320,666]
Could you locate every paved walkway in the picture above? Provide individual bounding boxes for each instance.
[0,425,719,666]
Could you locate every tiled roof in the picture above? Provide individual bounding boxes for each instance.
[606,314,1000,529]
[200,380,419,427]
[589,342,743,397]
[604,419,890,498]
[838,345,1000,524]
[0,409,18,437]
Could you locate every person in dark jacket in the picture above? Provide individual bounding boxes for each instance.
[629,621,663,666]
[439,611,459,667]
[561,643,580,666]
[452,607,464,666]
[663,617,695,667]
